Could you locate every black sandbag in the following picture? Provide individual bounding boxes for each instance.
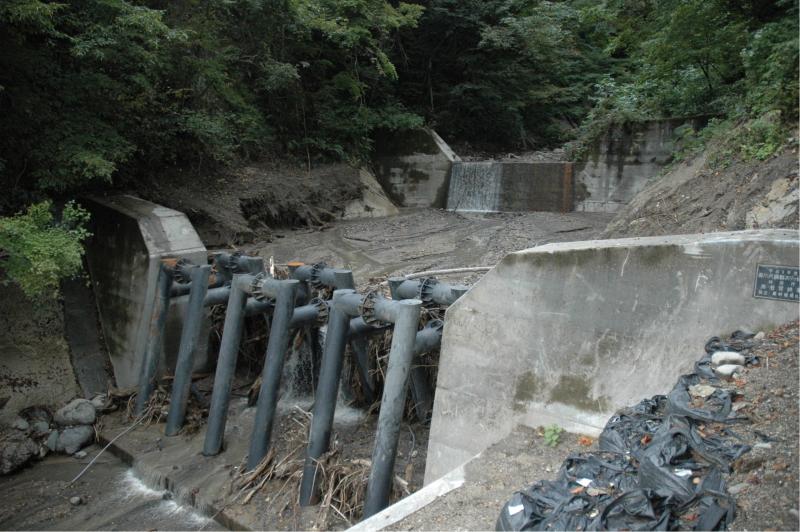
[497,331,753,531]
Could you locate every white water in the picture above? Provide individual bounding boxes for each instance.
[446,162,502,212]
[118,469,212,528]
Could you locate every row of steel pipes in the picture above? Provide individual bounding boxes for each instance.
[134,252,467,519]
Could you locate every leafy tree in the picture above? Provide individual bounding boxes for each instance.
[0,201,90,297]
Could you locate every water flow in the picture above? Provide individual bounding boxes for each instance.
[446,161,502,212]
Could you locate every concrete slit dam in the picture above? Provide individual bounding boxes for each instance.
[2,127,797,530]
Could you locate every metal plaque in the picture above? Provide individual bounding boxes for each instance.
[753,264,799,302]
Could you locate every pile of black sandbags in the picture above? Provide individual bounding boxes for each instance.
[497,332,759,531]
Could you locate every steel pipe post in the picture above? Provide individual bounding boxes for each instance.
[388,277,468,306]
[135,263,174,414]
[203,274,253,456]
[299,289,355,505]
[165,264,212,436]
[409,320,444,422]
[246,277,300,470]
[363,299,423,518]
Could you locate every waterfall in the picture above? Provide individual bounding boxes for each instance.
[446,162,502,212]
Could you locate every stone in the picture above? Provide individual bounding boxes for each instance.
[57,426,94,455]
[0,429,38,475]
[54,399,96,426]
[31,420,50,436]
[90,394,107,409]
[714,364,744,378]
[69,496,83,506]
[689,384,717,399]
[11,417,29,431]
[754,331,766,340]
[711,351,746,366]
[45,431,59,452]
[728,483,748,495]
[73,450,88,459]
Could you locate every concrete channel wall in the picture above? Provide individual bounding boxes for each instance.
[84,196,209,388]
[575,117,708,212]
[372,128,459,208]
[425,229,799,483]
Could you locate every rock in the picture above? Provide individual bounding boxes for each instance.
[0,428,38,475]
[57,426,94,455]
[69,496,83,506]
[54,399,96,426]
[689,384,717,398]
[714,364,744,378]
[31,420,50,436]
[90,394,107,410]
[754,331,765,340]
[73,450,88,459]
[728,482,748,495]
[45,431,59,452]
[711,351,746,366]
[11,417,30,431]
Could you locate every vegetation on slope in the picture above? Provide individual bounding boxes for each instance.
[0,0,797,295]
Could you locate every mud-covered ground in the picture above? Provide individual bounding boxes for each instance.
[241,209,614,288]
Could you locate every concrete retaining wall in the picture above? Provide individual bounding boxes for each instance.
[575,118,707,212]
[84,196,208,388]
[372,128,459,208]
[425,229,799,483]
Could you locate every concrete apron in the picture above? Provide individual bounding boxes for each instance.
[98,401,257,531]
[425,229,799,484]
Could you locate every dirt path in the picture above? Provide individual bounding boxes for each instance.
[241,209,614,287]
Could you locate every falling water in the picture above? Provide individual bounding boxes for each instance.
[446,162,502,212]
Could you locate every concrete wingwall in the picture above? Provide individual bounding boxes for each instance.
[575,117,708,212]
[84,196,209,389]
[372,128,459,208]
[425,229,799,484]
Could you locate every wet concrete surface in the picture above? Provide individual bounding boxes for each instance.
[0,445,219,531]
[95,396,427,531]
[243,209,614,287]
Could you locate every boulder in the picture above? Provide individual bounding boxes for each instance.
[54,399,96,426]
[11,418,29,431]
[0,428,38,475]
[56,426,94,454]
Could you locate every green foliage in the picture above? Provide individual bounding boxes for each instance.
[0,201,91,297]
[390,0,612,149]
[566,0,798,160]
[741,1,799,118]
[0,0,796,213]
[543,424,563,447]
[0,0,423,211]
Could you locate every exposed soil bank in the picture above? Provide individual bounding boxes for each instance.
[132,162,366,247]
[603,142,799,238]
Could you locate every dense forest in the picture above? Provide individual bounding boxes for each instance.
[0,0,798,295]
